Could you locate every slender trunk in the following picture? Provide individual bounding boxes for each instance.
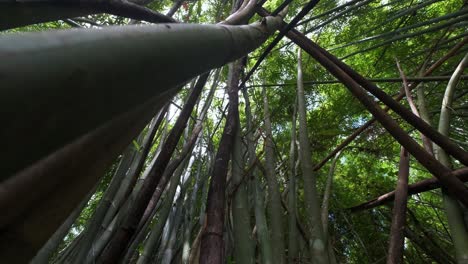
[380,210,456,264]
[297,48,330,263]
[436,53,468,264]
[54,232,85,264]
[396,61,434,154]
[161,191,187,264]
[137,156,190,264]
[321,151,341,264]
[386,148,410,264]
[262,86,286,263]
[416,82,432,127]
[189,223,205,264]
[91,110,168,259]
[182,143,204,264]
[243,89,274,264]
[88,145,165,262]
[199,60,242,264]
[86,202,124,262]
[137,69,218,245]
[321,151,341,240]
[255,169,275,264]
[231,118,255,263]
[136,118,203,237]
[73,112,163,263]
[288,100,298,264]
[166,0,184,17]
[120,194,164,263]
[100,73,209,262]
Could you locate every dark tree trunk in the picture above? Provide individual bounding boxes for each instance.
[199,61,242,264]
[387,148,409,264]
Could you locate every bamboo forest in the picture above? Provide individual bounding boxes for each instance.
[1,0,468,263]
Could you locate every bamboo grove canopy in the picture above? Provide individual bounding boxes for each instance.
[0,0,467,263]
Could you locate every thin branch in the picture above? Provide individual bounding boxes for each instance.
[0,0,175,30]
[63,18,82,28]
[386,147,409,264]
[329,9,468,51]
[349,167,468,212]
[240,0,320,88]
[341,17,467,60]
[245,75,468,88]
[396,59,434,154]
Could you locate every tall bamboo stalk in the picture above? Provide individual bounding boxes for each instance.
[296,48,330,264]
[436,53,468,264]
[262,85,286,263]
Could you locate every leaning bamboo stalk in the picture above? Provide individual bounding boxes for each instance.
[182,142,205,264]
[311,39,467,171]
[136,104,204,241]
[435,53,468,264]
[137,158,190,264]
[160,190,187,264]
[0,0,175,30]
[0,15,283,263]
[100,73,209,262]
[1,17,281,181]
[72,112,162,264]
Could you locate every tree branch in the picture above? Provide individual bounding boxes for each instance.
[0,0,175,30]
[348,167,468,212]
